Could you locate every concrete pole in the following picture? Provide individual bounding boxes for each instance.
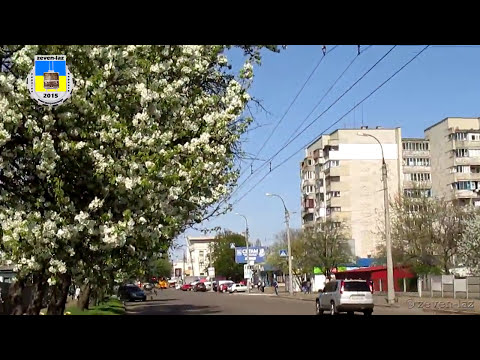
[285,209,293,296]
[236,213,250,294]
[383,158,395,305]
[246,222,250,294]
[358,132,395,305]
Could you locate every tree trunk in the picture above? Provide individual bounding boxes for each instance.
[47,273,71,315]
[26,272,48,315]
[77,284,91,311]
[9,278,26,315]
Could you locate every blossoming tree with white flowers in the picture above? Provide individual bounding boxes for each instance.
[0,45,283,314]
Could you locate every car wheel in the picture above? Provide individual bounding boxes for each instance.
[315,300,323,315]
[363,310,373,316]
[330,302,337,315]
[234,290,237,293]
[347,311,354,316]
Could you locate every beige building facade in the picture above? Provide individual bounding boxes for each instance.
[425,117,480,207]
[301,127,403,258]
[301,117,480,259]
[185,236,216,277]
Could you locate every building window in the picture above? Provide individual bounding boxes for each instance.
[305,199,314,208]
[323,160,340,170]
[404,189,432,198]
[405,173,431,181]
[470,149,480,157]
[455,165,471,173]
[327,207,341,215]
[455,149,469,157]
[471,166,480,174]
[454,181,475,190]
[470,134,480,141]
[404,158,430,166]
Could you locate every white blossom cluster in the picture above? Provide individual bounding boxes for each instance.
[0,45,278,286]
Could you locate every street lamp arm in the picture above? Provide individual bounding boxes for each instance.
[358,132,385,163]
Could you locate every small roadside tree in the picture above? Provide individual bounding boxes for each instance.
[208,230,246,281]
[458,211,480,275]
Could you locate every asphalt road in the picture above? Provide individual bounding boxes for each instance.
[124,289,447,315]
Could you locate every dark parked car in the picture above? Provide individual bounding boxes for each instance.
[194,282,207,292]
[118,285,147,302]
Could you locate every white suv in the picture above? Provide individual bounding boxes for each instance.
[316,279,374,315]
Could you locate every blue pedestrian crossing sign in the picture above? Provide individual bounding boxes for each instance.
[279,249,288,258]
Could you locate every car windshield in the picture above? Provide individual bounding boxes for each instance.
[344,282,370,292]
[127,286,142,292]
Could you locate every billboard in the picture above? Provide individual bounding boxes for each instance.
[174,268,182,277]
[235,247,266,264]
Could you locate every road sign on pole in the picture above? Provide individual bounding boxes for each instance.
[208,267,215,277]
[279,249,288,258]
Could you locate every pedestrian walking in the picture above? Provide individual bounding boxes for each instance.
[74,286,81,300]
[0,287,4,314]
[322,45,327,56]
[306,279,311,294]
[273,280,279,296]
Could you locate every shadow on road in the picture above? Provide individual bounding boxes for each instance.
[126,302,221,315]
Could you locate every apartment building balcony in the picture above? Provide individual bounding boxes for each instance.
[454,189,480,199]
[301,178,316,188]
[402,166,431,173]
[324,166,349,177]
[326,197,343,208]
[402,150,430,158]
[315,207,326,219]
[327,181,350,192]
[403,180,432,189]
[454,157,480,166]
[454,172,480,182]
[302,206,315,215]
[326,210,351,222]
[450,139,480,149]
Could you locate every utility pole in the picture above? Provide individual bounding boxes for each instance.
[266,193,294,295]
[285,207,293,296]
[182,249,186,284]
[357,132,395,305]
[236,213,250,294]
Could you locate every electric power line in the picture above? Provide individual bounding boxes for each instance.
[231,45,398,199]
[229,45,430,208]
[231,45,340,197]
[286,45,374,145]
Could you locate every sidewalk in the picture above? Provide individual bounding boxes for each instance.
[268,289,480,315]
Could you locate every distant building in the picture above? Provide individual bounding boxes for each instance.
[301,117,480,259]
[301,126,403,258]
[185,236,216,277]
[425,117,480,207]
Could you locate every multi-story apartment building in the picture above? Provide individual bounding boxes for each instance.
[300,117,480,259]
[401,138,432,198]
[301,126,403,258]
[185,236,216,277]
[425,117,480,207]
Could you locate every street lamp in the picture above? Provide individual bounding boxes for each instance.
[357,132,395,305]
[235,213,250,294]
[266,193,293,296]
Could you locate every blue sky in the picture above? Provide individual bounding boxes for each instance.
[174,45,480,259]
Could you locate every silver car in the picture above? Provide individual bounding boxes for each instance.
[316,279,374,315]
